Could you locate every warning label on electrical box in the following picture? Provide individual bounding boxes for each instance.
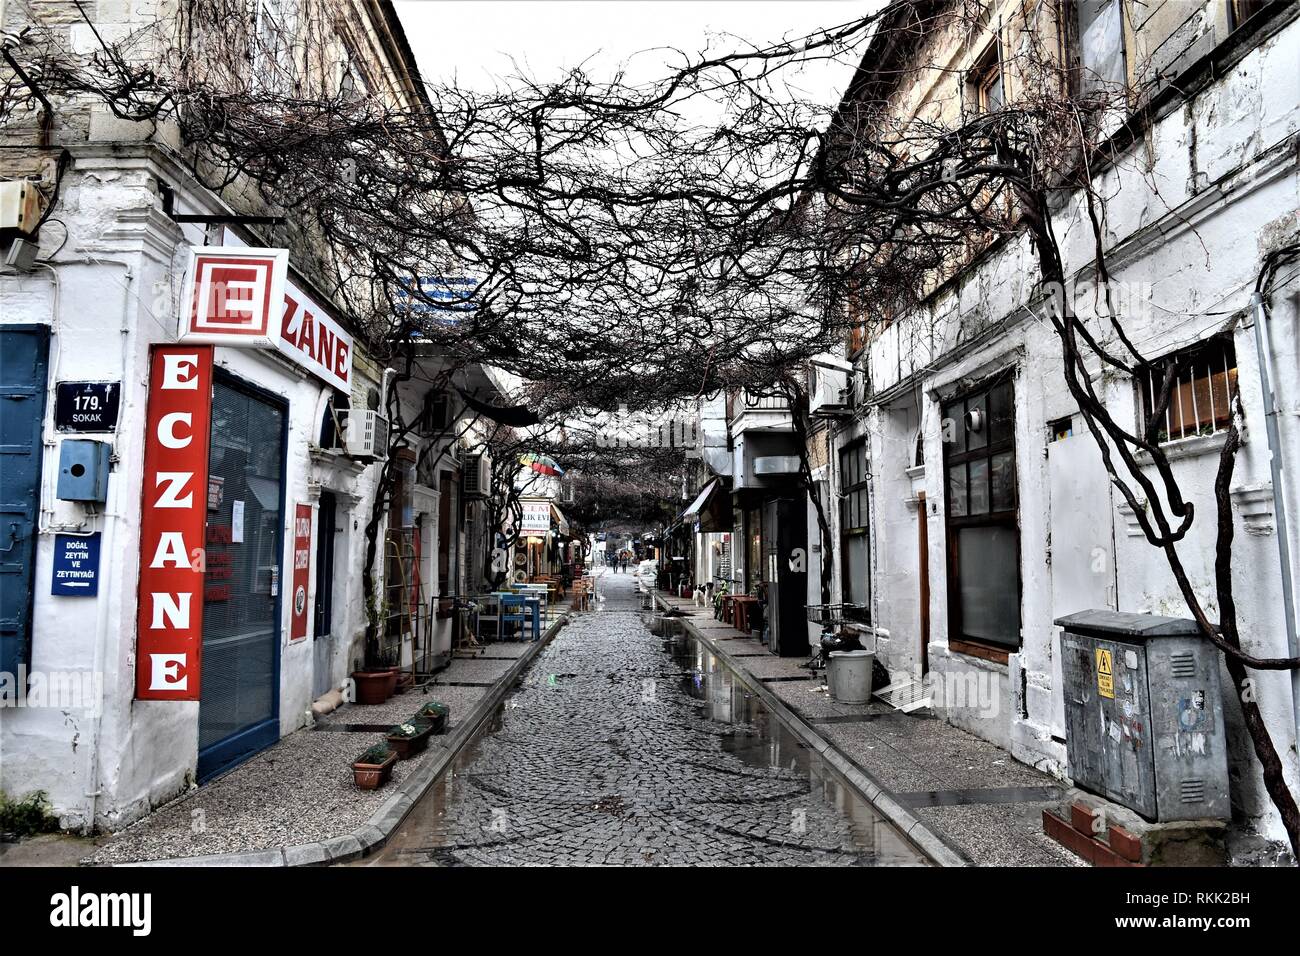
[1095,648,1114,699]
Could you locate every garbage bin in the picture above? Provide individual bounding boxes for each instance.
[829,650,874,704]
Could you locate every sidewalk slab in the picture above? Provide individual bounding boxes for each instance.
[656,592,1079,867]
[88,621,565,866]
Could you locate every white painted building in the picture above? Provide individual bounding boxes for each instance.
[0,1,502,831]
[824,1,1300,845]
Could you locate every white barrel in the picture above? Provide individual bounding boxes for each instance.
[829,650,874,704]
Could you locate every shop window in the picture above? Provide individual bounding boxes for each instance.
[437,469,459,598]
[1139,336,1238,444]
[839,440,871,620]
[746,506,763,592]
[942,374,1020,658]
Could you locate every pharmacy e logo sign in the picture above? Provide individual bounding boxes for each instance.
[178,246,288,347]
[1096,648,1115,700]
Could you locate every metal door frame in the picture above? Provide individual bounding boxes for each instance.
[197,367,287,782]
[0,325,50,679]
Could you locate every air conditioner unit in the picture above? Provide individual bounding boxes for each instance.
[338,409,389,460]
[0,180,47,240]
[462,452,492,498]
[809,363,852,418]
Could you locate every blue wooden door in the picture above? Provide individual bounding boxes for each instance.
[0,326,50,677]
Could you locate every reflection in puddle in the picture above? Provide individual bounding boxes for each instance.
[357,614,927,866]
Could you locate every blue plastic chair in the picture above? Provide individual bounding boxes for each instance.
[522,596,542,640]
[499,593,528,641]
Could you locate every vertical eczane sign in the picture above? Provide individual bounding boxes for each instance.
[291,502,312,642]
[135,346,213,701]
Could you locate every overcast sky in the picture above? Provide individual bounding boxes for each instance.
[395,1,875,109]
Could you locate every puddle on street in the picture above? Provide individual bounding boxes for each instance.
[658,624,926,865]
[355,610,927,866]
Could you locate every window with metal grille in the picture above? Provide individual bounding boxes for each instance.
[1139,336,1238,445]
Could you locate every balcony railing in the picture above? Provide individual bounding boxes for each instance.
[726,389,789,419]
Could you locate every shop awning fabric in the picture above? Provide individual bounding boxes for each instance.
[681,479,718,521]
[455,386,541,427]
[550,503,570,537]
[677,478,732,533]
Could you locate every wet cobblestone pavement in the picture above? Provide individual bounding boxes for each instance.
[363,572,925,866]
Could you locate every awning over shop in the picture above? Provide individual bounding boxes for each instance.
[681,479,718,521]
[550,503,570,537]
[454,386,540,427]
[678,478,732,533]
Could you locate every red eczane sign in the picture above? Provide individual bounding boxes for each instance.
[279,279,352,393]
[135,346,212,701]
[291,503,313,642]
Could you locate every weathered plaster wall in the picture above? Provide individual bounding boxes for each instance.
[846,13,1300,840]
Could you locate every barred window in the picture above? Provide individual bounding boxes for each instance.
[1139,337,1238,444]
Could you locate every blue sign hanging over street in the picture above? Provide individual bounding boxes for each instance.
[51,533,101,596]
[396,276,478,321]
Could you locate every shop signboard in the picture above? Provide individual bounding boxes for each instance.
[51,533,101,596]
[135,346,213,700]
[291,503,312,642]
[279,278,352,392]
[214,229,354,391]
[177,247,288,347]
[396,275,478,321]
[520,499,551,536]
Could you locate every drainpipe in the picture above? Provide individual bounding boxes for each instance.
[82,255,134,833]
[1249,290,1300,744]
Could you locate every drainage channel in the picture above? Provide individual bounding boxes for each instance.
[353,604,928,866]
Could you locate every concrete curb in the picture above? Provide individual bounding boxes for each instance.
[117,614,569,867]
[657,595,972,868]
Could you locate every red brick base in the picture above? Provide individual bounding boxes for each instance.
[1043,808,1144,867]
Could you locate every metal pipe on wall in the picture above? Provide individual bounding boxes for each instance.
[1249,290,1300,745]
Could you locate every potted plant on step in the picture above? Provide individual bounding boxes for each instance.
[351,643,400,705]
[384,717,434,759]
[352,744,397,790]
[415,700,450,734]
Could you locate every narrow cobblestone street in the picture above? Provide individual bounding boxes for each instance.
[363,571,926,866]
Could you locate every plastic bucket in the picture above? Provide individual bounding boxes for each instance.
[829,650,874,704]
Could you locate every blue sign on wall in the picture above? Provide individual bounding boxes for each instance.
[51,533,101,596]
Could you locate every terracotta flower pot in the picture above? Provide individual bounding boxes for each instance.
[352,669,397,705]
[352,750,397,790]
[385,721,433,759]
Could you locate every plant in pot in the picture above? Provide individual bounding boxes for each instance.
[351,743,397,790]
[352,643,400,706]
[415,700,450,735]
[384,717,434,759]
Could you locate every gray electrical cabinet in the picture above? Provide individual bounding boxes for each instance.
[1056,610,1230,822]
